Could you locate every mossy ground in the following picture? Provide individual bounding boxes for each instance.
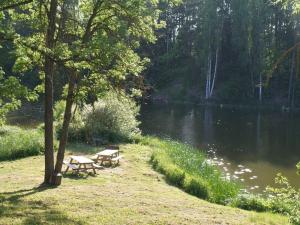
[0,143,288,225]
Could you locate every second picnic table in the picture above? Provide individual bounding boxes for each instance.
[95,149,120,166]
[64,156,100,174]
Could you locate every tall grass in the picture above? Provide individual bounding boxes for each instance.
[0,126,44,161]
[140,136,240,204]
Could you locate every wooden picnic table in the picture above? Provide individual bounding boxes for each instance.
[64,156,101,174]
[95,149,120,166]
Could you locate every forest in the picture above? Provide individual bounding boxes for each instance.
[1,1,300,107]
[144,0,300,106]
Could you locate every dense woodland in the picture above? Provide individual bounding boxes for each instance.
[143,0,300,106]
[1,1,300,107]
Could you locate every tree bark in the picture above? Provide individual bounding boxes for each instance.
[205,53,212,99]
[210,48,219,97]
[288,50,296,106]
[258,74,262,103]
[53,73,76,184]
[44,0,58,185]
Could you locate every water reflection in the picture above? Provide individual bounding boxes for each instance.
[140,104,300,191]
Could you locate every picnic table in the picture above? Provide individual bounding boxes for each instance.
[64,156,102,174]
[94,149,122,166]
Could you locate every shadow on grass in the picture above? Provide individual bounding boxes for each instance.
[63,172,97,180]
[0,186,84,225]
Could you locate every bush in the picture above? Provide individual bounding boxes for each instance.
[183,175,209,199]
[147,137,239,204]
[231,195,270,212]
[0,126,44,161]
[84,91,140,143]
[267,174,300,225]
[165,165,185,187]
[54,92,140,144]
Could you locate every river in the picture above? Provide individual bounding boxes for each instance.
[8,103,300,192]
[140,103,300,192]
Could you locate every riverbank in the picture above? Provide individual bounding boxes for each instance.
[143,136,240,204]
[0,142,288,224]
[150,98,300,113]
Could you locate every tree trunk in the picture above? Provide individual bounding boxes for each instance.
[44,0,58,185]
[53,73,76,184]
[205,53,212,99]
[288,50,296,106]
[258,74,262,103]
[210,48,219,97]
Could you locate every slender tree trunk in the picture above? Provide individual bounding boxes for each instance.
[53,73,76,184]
[258,74,262,103]
[210,48,219,97]
[288,50,296,106]
[205,53,212,99]
[44,0,58,185]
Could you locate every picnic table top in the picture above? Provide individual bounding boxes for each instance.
[97,149,119,156]
[70,156,94,164]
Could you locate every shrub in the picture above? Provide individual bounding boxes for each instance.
[84,91,140,143]
[267,174,300,225]
[183,175,209,199]
[164,165,185,187]
[0,126,44,161]
[147,137,239,204]
[231,195,270,212]
[54,92,141,144]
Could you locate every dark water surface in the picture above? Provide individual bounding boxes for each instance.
[140,103,300,192]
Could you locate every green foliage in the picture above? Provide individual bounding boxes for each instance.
[54,92,141,144]
[84,91,141,143]
[183,175,209,199]
[7,0,162,106]
[143,0,300,105]
[54,100,86,143]
[267,173,300,225]
[0,125,43,161]
[0,68,37,125]
[231,195,270,212]
[146,136,240,204]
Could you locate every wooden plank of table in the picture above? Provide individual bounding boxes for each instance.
[71,156,94,164]
[97,150,119,156]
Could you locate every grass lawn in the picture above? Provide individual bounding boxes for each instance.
[0,143,289,225]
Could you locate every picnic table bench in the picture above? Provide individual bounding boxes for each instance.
[93,149,123,166]
[64,156,103,174]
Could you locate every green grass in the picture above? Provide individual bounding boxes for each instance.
[0,126,44,161]
[0,142,289,224]
[141,136,240,204]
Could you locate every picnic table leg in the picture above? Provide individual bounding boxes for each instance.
[109,156,113,167]
[65,158,73,173]
[77,164,81,175]
[100,156,104,166]
[92,164,96,174]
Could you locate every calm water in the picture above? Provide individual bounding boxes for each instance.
[140,103,300,192]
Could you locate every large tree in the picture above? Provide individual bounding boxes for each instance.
[5,0,161,185]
